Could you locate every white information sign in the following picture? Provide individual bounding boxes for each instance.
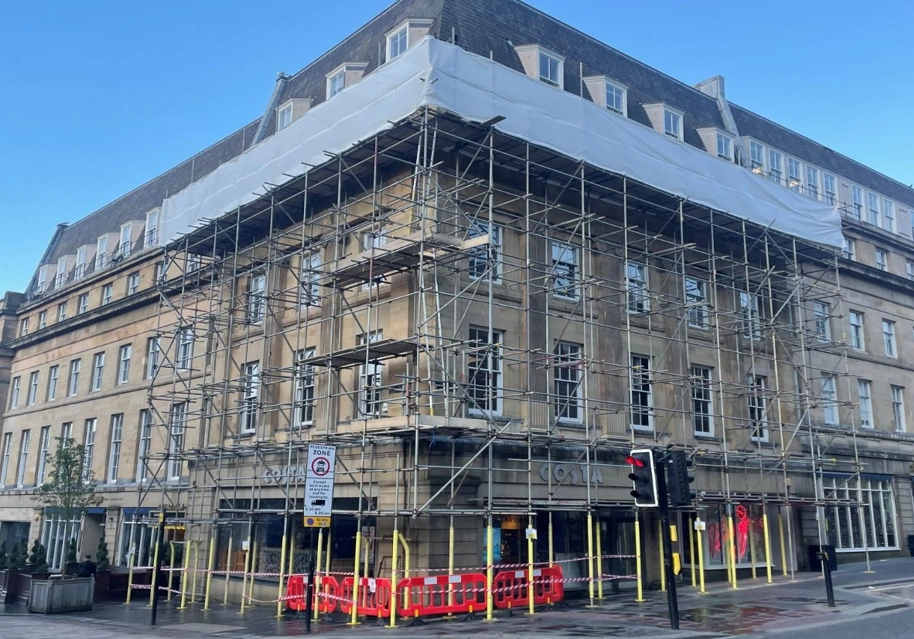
[306,444,336,480]
[303,444,336,527]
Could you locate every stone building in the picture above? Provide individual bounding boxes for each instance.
[1,0,912,601]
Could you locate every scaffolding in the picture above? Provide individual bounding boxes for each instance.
[128,107,869,609]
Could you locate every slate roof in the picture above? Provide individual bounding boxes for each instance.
[26,0,914,293]
[730,105,914,209]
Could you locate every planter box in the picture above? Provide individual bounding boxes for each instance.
[0,568,20,603]
[29,577,95,614]
[94,570,110,601]
[15,571,36,603]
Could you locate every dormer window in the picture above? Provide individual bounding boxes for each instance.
[646,104,684,142]
[145,209,159,247]
[328,69,345,98]
[787,158,802,192]
[515,45,565,89]
[716,132,733,161]
[605,81,626,115]
[96,235,109,270]
[388,26,408,60]
[749,140,765,173]
[75,246,87,280]
[806,166,819,200]
[277,103,293,131]
[37,265,49,293]
[325,63,367,99]
[538,50,563,87]
[385,19,432,63]
[56,256,68,288]
[663,108,682,140]
[120,223,133,258]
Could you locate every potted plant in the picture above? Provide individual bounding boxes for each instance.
[64,538,79,577]
[29,540,50,580]
[94,539,111,599]
[33,436,98,578]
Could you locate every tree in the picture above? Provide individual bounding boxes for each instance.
[33,437,98,575]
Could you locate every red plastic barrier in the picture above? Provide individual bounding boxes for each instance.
[286,575,306,611]
[285,574,339,613]
[492,565,564,609]
[315,575,340,614]
[338,577,392,618]
[539,565,564,605]
[395,572,488,618]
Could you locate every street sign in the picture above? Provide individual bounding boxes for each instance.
[304,516,330,528]
[306,444,336,479]
[303,444,336,528]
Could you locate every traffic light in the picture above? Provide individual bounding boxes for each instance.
[627,449,658,507]
[668,451,695,506]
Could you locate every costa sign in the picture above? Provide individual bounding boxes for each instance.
[538,462,604,485]
[263,465,307,485]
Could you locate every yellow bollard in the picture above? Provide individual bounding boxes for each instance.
[727,514,738,589]
[634,516,644,603]
[248,541,258,607]
[527,517,535,615]
[778,511,788,577]
[167,541,176,602]
[288,534,297,615]
[749,521,758,580]
[223,537,233,606]
[204,536,216,610]
[398,532,410,580]
[658,519,666,592]
[485,523,494,621]
[191,542,200,604]
[125,550,135,605]
[325,529,333,578]
[349,528,362,626]
[240,536,252,614]
[594,518,603,600]
[696,523,706,593]
[288,533,296,578]
[149,538,161,607]
[763,512,773,584]
[179,541,192,609]
[389,524,399,628]
[314,528,324,622]
[688,516,696,589]
[276,526,288,618]
[586,512,595,605]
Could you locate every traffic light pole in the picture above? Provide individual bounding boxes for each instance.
[655,457,680,630]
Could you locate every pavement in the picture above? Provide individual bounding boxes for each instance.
[3,558,914,638]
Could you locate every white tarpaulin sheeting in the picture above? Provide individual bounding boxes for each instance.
[161,37,843,248]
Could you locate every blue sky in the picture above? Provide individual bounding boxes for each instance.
[1,0,912,294]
